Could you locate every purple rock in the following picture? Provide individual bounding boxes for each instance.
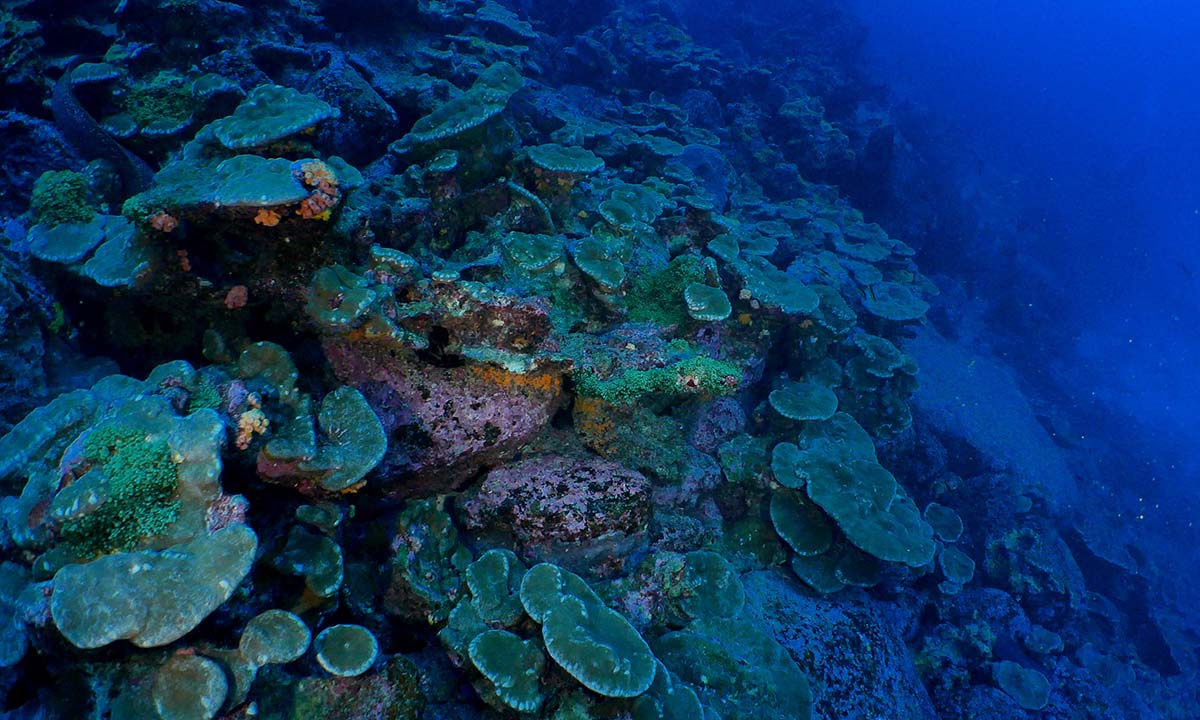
[690,396,747,453]
[460,453,652,578]
[324,338,564,497]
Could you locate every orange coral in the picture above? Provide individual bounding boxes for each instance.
[469,365,563,396]
[150,211,178,233]
[294,160,339,220]
[533,168,579,196]
[254,208,281,227]
[235,395,269,450]
[298,160,336,187]
[572,396,617,457]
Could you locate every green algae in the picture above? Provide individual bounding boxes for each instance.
[30,170,95,226]
[627,254,706,326]
[186,375,222,414]
[60,420,180,557]
[125,70,193,129]
[574,356,740,405]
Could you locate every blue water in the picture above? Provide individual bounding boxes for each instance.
[849,0,1200,497]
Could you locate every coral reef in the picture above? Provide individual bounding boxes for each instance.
[0,0,1193,718]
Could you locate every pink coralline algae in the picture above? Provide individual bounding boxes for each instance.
[324,338,565,496]
[204,493,249,533]
[460,454,652,578]
[688,396,748,453]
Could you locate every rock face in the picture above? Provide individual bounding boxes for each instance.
[0,250,50,431]
[460,454,652,578]
[0,112,85,219]
[324,338,564,497]
[906,326,1080,512]
[741,570,938,720]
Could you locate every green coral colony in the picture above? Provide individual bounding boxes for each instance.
[0,1,1125,718]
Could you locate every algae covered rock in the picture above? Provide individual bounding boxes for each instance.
[315,272,565,494]
[0,562,30,667]
[285,655,425,720]
[460,453,652,577]
[741,570,935,720]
